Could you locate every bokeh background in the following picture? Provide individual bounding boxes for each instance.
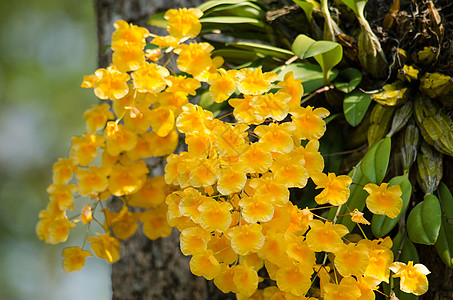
[0,0,111,299]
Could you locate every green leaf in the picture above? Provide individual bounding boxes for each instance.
[327,162,370,231]
[439,182,453,225]
[235,58,268,69]
[226,42,294,60]
[334,68,362,93]
[148,12,167,28]
[407,194,442,245]
[291,34,343,84]
[292,34,338,59]
[343,89,371,126]
[400,238,420,263]
[314,47,343,85]
[211,49,259,65]
[371,172,412,237]
[198,91,226,117]
[293,0,315,22]
[198,90,214,108]
[319,124,344,173]
[275,62,338,95]
[435,218,453,268]
[200,16,264,27]
[198,0,255,12]
[324,113,340,124]
[391,230,420,263]
[361,136,391,184]
[200,26,267,40]
[275,62,325,80]
[202,2,264,19]
[434,182,453,267]
[340,0,368,19]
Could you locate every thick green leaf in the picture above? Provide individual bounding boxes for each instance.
[198,89,214,108]
[400,238,420,264]
[291,34,339,59]
[340,0,368,19]
[198,0,255,12]
[390,230,403,258]
[293,0,315,22]
[300,70,339,94]
[435,219,453,268]
[202,2,264,19]
[275,62,325,80]
[324,113,340,125]
[407,194,442,245]
[291,34,343,84]
[439,182,453,224]
[343,90,371,126]
[361,136,391,184]
[334,68,362,93]
[148,12,166,28]
[327,162,370,231]
[275,62,338,95]
[211,49,259,64]
[314,45,343,84]
[200,16,264,27]
[391,230,420,263]
[226,42,294,60]
[200,26,267,39]
[198,91,226,117]
[235,57,270,69]
[319,124,344,173]
[371,172,412,237]
[211,48,283,70]
[434,182,453,267]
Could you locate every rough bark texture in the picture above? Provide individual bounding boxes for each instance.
[94,0,234,299]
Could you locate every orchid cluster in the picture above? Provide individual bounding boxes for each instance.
[36,7,429,299]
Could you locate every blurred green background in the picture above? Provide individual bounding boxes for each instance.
[0,0,111,299]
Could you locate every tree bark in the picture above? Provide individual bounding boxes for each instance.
[94,0,234,299]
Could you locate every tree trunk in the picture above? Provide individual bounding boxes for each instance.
[94,1,233,299]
